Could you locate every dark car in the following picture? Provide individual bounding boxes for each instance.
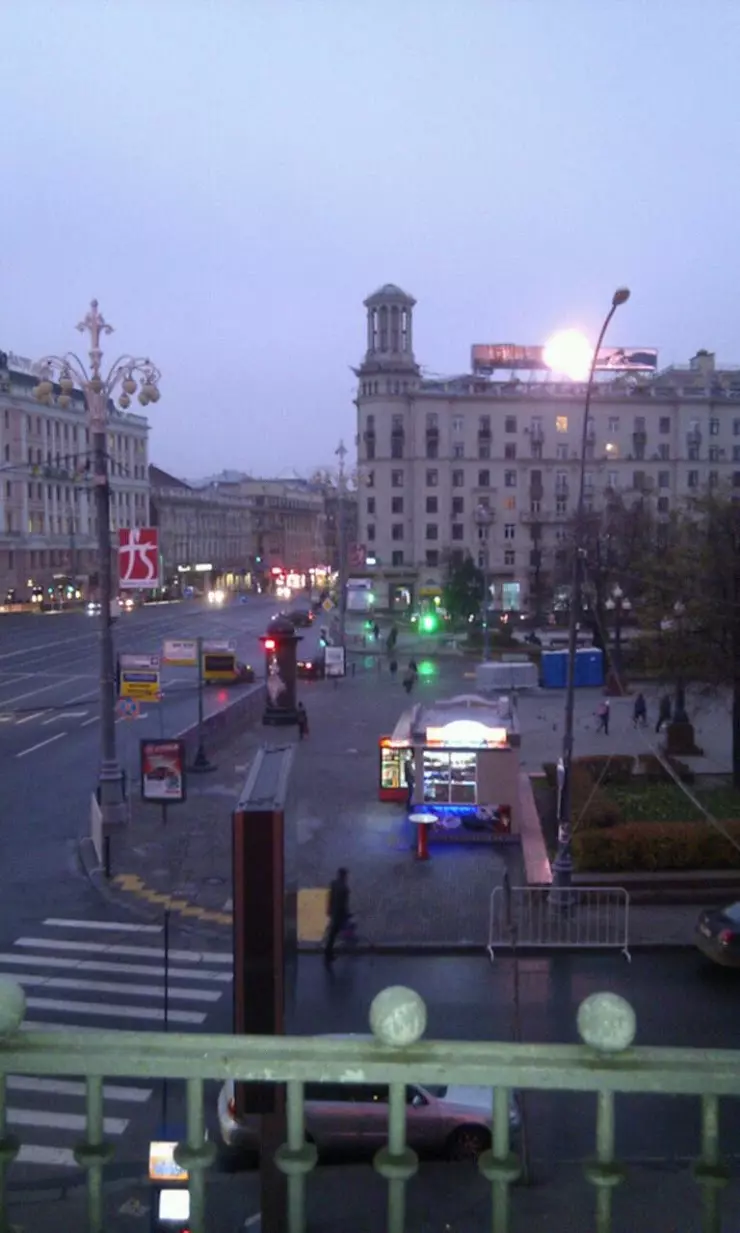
[297,651,325,680]
[696,902,740,967]
[288,608,314,628]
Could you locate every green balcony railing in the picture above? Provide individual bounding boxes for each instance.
[0,977,737,1233]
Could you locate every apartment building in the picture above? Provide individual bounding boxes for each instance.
[354,285,740,611]
[192,473,326,575]
[149,465,254,593]
[0,350,150,602]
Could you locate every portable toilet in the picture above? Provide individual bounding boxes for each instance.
[575,647,604,688]
[541,650,568,688]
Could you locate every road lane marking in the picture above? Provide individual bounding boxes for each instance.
[15,711,47,726]
[17,1145,78,1167]
[42,710,88,725]
[0,674,87,709]
[0,953,231,981]
[80,715,99,727]
[8,1106,128,1134]
[0,714,13,723]
[15,732,66,758]
[42,918,163,933]
[7,1076,151,1102]
[14,937,233,963]
[24,996,206,1024]
[0,973,221,1001]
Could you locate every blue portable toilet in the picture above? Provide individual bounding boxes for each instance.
[541,650,568,688]
[575,647,604,688]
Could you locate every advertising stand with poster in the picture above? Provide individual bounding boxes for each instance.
[140,739,187,823]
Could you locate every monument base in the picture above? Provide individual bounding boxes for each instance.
[263,707,299,727]
[665,721,703,757]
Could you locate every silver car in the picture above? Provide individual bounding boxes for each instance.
[218,1072,520,1163]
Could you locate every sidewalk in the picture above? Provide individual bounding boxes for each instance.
[82,659,713,948]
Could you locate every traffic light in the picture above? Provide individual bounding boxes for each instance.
[264,638,276,651]
[421,613,438,633]
[319,627,328,647]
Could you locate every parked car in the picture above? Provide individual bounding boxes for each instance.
[696,902,740,967]
[218,1042,520,1164]
[297,652,325,680]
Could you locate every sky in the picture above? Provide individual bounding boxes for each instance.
[2,0,739,481]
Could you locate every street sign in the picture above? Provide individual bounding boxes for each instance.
[118,527,160,589]
[162,638,198,666]
[324,645,346,678]
[141,740,187,804]
[322,598,334,613]
[202,639,237,653]
[119,653,161,703]
[116,697,140,719]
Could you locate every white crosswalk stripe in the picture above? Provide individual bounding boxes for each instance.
[2,916,232,1174]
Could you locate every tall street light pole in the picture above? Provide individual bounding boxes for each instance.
[551,288,631,892]
[336,439,348,644]
[35,301,161,828]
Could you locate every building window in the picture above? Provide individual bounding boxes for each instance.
[688,470,699,488]
[607,471,618,489]
[660,417,671,434]
[504,496,516,511]
[505,416,517,433]
[504,443,517,460]
[556,416,568,433]
[658,471,669,489]
[556,442,568,460]
[634,416,646,432]
[658,443,670,460]
[365,438,375,460]
[426,468,438,487]
[391,496,404,514]
[452,496,464,515]
[479,414,491,432]
[367,497,375,514]
[452,524,464,540]
[426,412,438,428]
[426,524,438,541]
[478,443,490,459]
[367,524,376,541]
[709,445,720,462]
[477,525,489,542]
[733,418,740,437]
[392,550,404,566]
[710,417,720,436]
[734,445,740,461]
[426,439,438,459]
[391,437,404,459]
[452,416,463,434]
[452,470,464,488]
[453,443,464,459]
[734,473,740,489]
[658,496,670,513]
[392,523,404,540]
[504,549,515,566]
[391,413,403,430]
[366,470,375,488]
[426,549,439,567]
[504,523,515,540]
[426,496,438,514]
[504,470,517,488]
[556,497,568,514]
[391,470,404,488]
[608,416,620,433]
[477,470,490,488]
[709,470,719,487]
[530,499,541,514]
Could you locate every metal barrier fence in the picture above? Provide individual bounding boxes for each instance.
[488,883,631,961]
[0,978,735,1233]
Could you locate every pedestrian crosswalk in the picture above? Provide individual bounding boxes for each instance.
[0,916,232,1171]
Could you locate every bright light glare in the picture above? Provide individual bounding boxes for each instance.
[544,329,593,381]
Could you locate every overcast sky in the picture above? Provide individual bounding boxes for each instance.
[2,0,738,481]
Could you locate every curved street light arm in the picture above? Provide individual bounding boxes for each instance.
[37,352,89,386]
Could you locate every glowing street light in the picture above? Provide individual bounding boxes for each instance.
[543,329,593,381]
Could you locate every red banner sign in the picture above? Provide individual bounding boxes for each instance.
[140,739,186,803]
[118,527,160,589]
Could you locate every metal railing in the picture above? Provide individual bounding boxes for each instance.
[488,884,631,960]
[1,977,736,1233]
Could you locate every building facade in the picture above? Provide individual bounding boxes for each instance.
[195,473,326,576]
[149,466,254,593]
[0,350,149,603]
[354,285,740,611]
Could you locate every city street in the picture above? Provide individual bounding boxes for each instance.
[0,597,279,935]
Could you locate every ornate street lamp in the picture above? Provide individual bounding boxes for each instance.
[551,287,631,895]
[605,583,631,687]
[35,300,161,826]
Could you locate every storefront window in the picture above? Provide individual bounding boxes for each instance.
[423,749,477,805]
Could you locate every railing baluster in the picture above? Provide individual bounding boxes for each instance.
[370,988,424,1233]
[275,1080,317,1233]
[73,1075,111,1233]
[578,993,630,1233]
[478,1085,520,1233]
[693,1093,728,1233]
[0,1074,18,1233]
[175,1078,215,1233]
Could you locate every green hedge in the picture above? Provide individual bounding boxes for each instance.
[574,820,740,872]
[541,762,623,829]
[572,755,634,786]
[637,753,695,785]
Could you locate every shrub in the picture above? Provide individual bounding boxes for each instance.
[571,765,623,830]
[542,761,558,789]
[573,754,635,787]
[637,753,695,785]
[574,820,740,872]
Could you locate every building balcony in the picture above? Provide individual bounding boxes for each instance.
[0,979,735,1231]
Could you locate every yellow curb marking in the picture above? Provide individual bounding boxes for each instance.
[112,874,329,939]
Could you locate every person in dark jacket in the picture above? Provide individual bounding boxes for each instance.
[297,701,309,740]
[404,755,415,810]
[324,867,350,965]
[633,692,647,728]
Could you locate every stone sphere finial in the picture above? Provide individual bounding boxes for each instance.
[0,979,25,1037]
[369,986,427,1047]
[577,992,636,1053]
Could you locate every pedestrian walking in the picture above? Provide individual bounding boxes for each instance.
[297,701,309,740]
[404,755,415,810]
[633,692,647,729]
[656,694,672,733]
[389,658,398,675]
[373,621,380,641]
[402,663,416,694]
[324,867,350,966]
[596,698,610,734]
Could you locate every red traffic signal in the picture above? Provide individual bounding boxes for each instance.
[264,638,276,651]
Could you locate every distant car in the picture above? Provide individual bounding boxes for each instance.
[87,600,120,621]
[696,902,740,967]
[217,1038,521,1164]
[119,595,135,613]
[208,589,225,605]
[297,653,325,680]
[288,608,314,628]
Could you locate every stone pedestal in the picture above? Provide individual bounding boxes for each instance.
[665,721,703,757]
[261,616,301,727]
